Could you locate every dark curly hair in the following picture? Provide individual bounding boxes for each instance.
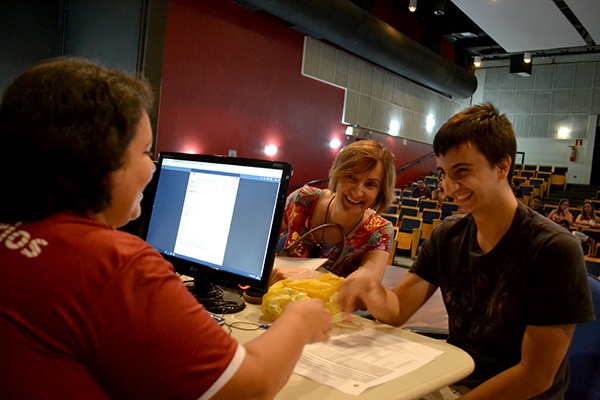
[0,57,154,222]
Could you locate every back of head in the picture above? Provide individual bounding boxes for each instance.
[0,58,153,223]
[557,219,570,230]
[433,102,516,183]
[328,139,396,214]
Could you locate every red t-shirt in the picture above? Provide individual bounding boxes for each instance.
[0,213,241,399]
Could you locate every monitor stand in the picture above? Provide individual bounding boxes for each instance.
[189,280,246,314]
[242,288,266,305]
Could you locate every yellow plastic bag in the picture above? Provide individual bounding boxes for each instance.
[261,273,344,321]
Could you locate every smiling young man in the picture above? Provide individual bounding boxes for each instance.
[338,103,594,399]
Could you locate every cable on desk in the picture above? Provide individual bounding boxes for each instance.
[223,321,271,336]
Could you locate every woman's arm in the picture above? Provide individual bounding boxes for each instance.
[574,214,592,227]
[565,211,574,225]
[213,299,332,400]
[461,324,574,400]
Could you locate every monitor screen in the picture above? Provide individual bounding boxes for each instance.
[143,152,292,312]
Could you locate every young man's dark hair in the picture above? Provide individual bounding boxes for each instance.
[557,219,570,229]
[433,102,516,184]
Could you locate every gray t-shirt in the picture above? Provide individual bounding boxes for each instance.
[411,202,594,398]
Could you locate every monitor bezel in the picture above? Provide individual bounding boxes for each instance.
[142,152,292,294]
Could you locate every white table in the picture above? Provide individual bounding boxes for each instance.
[224,303,473,400]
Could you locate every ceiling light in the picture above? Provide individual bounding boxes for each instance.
[523,52,532,63]
[433,0,445,15]
[473,56,481,68]
[426,115,435,133]
[389,119,400,136]
[558,127,570,139]
[408,0,417,12]
[455,32,477,39]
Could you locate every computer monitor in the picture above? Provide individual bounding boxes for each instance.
[143,152,292,313]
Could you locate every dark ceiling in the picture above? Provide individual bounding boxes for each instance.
[353,0,600,69]
[234,0,600,96]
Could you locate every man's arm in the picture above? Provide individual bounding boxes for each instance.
[352,249,389,282]
[461,324,574,400]
[338,269,437,326]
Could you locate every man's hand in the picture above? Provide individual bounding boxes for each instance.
[337,267,386,317]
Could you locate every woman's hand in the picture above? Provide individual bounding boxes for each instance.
[280,298,333,344]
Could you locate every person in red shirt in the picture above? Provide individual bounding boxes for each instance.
[0,58,332,400]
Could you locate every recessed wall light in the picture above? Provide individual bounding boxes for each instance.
[264,144,278,156]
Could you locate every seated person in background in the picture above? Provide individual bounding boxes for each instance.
[431,179,447,206]
[338,103,594,399]
[530,195,546,216]
[512,179,523,201]
[574,200,600,228]
[558,220,596,257]
[0,58,332,399]
[548,198,574,225]
[411,177,432,199]
[273,140,396,281]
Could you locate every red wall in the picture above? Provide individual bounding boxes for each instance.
[157,0,436,189]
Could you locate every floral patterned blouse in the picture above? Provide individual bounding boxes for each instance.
[282,185,394,278]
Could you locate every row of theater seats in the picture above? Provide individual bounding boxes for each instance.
[383,196,463,264]
[401,165,568,207]
[514,164,567,174]
[514,164,568,200]
[388,164,568,263]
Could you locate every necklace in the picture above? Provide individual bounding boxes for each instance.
[310,195,364,258]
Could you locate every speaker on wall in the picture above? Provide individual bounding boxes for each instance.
[509,54,532,77]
